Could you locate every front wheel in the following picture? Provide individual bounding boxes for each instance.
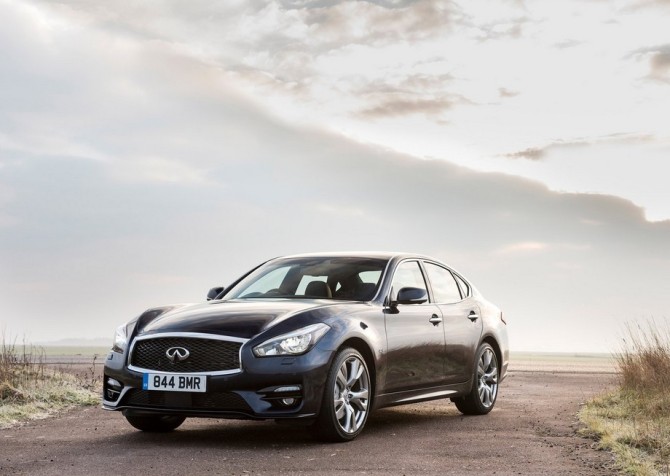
[453,343,499,415]
[312,348,371,442]
[124,414,186,432]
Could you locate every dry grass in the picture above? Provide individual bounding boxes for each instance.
[0,335,100,429]
[580,320,670,475]
[618,321,670,395]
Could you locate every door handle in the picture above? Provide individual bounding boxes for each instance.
[429,314,443,326]
[468,311,479,322]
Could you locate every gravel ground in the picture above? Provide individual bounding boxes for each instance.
[0,364,617,475]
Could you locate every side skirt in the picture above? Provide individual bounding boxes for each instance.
[372,379,472,410]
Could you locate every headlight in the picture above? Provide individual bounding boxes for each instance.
[112,324,128,353]
[253,323,330,357]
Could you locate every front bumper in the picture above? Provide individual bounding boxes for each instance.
[102,344,333,420]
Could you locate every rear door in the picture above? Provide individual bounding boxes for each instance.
[423,262,483,384]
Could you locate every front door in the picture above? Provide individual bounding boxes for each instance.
[383,260,447,393]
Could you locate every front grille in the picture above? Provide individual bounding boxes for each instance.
[130,337,241,373]
[123,389,251,412]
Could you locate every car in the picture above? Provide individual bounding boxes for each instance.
[103,252,508,441]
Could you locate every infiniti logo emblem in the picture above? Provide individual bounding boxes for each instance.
[165,346,190,363]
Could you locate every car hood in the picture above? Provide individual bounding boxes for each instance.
[136,299,342,340]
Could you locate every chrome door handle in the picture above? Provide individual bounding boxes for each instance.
[468,311,479,321]
[429,314,443,326]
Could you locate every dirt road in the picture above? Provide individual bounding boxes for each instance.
[0,368,616,475]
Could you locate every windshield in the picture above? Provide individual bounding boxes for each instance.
[225,257,388,301]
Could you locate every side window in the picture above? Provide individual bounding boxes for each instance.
[391,261,427,300]
[424,263,462,304]
[453,273,471,298]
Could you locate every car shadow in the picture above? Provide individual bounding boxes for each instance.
[108,404,465,448]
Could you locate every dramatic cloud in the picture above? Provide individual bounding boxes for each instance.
[1,0,669,353]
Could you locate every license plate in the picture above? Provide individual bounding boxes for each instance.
[142,373,207,393]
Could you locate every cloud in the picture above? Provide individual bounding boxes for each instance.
[649,47,670,81]
[351,73,467,120]
[358,97,455,118]
[355,73,456,95]
[498,87,519,98]
[623,0,670,11]
[502,133,656,161]
[474,16,530,42]
[17,0,467,126]
[503,147,546,160]
[628,44,670,82]
[295,0,460,46]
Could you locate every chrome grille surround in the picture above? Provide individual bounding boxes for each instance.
[127,332,248,376]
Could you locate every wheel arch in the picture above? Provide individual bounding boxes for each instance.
[337,337,377,405]
[481,335,502,376]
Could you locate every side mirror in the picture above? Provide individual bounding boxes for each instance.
[396,287,428,305]
[207,286,225,301]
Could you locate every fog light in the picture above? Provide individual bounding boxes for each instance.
[274,386,301,393]
[104,376,123,402]
[260,384,302,409]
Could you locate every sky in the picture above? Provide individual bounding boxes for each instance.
[1,0,669,352]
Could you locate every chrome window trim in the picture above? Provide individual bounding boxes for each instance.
[127,332,248,376]
[386,258,433,305]
[422,260,468,304]
[450,270,472,299]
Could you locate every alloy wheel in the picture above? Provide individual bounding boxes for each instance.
[477,347,499,408]
[333,355,370,434]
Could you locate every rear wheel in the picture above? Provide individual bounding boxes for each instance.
[312,348,371,442]
[124,414,186,432]
[453,343,499,415]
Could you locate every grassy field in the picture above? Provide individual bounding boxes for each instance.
[511,351,615,373]
[580,321,670,475]
[39,346,110,356]
[0,339,101,429]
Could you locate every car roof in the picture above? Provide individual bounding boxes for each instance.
[277,251,433,261]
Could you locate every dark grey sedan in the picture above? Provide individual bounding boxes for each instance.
[103,252,508,441]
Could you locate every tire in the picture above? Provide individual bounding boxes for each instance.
[453,343,499,415]
[312,348,371,442]
[124,414,186,432]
